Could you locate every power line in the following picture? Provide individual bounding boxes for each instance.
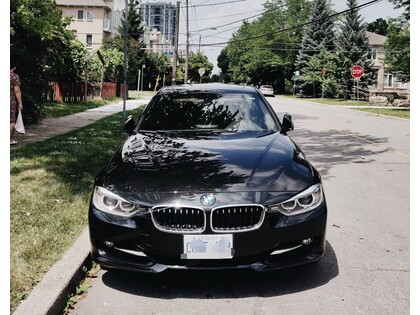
[180,8,265,21]
[181,0,246,8]
[201,0,383,47]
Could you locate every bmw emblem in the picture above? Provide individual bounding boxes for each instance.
[200,194,216,206]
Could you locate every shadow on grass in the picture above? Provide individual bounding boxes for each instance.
[10,107,144,196]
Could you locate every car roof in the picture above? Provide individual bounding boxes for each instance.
[158,83,259,95]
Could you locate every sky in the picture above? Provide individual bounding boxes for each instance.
[175,0,405,75]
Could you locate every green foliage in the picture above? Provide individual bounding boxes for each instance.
[300,49,352,98]
[10,0,84,121]
[384,18,410,82]
[118,0,143,41]
[295,0,335,70]
[336,0,373,98]
[220,0,312,92]
[367,18,388,36]
[389,0,410,20]
[188,52,213,83]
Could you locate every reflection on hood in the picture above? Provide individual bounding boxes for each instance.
[101,132,313,193]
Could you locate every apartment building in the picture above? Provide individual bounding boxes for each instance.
[56,0,125,50]
[140,1,176,46]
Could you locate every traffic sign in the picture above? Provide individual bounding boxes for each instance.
[351,65,364,79]
[198,68,205,76]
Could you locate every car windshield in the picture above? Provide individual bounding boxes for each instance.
[261,85,272,89]
[138,92,278,133]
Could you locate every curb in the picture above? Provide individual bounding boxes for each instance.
[13,227,91,315]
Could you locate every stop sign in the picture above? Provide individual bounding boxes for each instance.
[351,65,364,79]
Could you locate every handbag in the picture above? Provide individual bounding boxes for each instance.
[15,110,25,134]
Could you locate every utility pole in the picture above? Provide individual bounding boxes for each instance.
[122,0,128,123]
[172,1,180,85]
[184,0,189,84]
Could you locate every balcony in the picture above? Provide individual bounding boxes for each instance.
[103,19,111,33]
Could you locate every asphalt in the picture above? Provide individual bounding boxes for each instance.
[11,97,152,315]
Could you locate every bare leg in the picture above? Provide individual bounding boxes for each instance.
[10,122,15,143]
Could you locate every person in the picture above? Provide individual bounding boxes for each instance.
[10,58,23,145]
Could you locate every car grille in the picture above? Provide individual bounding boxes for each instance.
[151,206,205,233]
[211,205,265,232]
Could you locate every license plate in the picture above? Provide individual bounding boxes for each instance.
[181,234,233,259]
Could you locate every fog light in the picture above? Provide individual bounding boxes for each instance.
[104,241,114,248]
[302,238,313,245]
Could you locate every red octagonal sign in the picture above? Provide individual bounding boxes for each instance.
[351,65,364,79]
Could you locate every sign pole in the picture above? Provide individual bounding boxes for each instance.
[137,69,141,96]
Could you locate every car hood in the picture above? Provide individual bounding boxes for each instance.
[98,132,315,194]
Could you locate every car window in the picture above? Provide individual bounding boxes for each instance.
[138,92,278,133]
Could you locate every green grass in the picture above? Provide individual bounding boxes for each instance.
[355,108,410,119]
[41,91,155,119]
[42,98,121,118]
[278,95,409,119]
[10,107,144,313]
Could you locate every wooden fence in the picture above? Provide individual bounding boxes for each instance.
[48,82,123,103]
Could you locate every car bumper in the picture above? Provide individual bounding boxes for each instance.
[89,203,327,273]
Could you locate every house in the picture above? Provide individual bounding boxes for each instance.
[56,0,125,50]
[366,31,410,100]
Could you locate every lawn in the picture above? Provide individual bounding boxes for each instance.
[42,97,120,118]
[280,95,410,119]
[10,106,144,313]
[41,91,155,119]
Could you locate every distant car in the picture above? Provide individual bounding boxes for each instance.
[259,85,275,97]
[89,83,327,273]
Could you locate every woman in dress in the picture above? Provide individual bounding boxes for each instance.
[10,58,23,145]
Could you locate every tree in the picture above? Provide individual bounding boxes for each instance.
[389,0,410,20]
[367,18,388,36]
[188,52,213,83]
[336,0,373,98]
[10,0,83,121]
[384,0,409,82]
[295,0,336,70]
[106,0,147,89]
[219,0,312,92]
[384,17,410,82]
[118,0,143,41]
[295,0,336,96]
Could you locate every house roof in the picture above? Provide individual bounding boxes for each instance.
[366,31,387,46]
[56,0,111,8]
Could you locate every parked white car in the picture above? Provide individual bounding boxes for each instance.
[259,85,275,97]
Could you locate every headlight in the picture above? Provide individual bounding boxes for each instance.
[268,184,323,216]
[92,186,147,217]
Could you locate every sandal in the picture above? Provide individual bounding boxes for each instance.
[10,140,18,145]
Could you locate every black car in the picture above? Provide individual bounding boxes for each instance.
[89,83,327,272]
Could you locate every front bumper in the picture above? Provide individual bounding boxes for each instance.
[89,202,327,273]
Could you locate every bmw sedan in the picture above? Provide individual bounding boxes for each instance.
[89,83,327,273]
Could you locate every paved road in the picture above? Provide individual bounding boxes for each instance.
[70,97,409,315]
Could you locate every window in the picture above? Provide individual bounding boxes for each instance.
[87,10,93,21]
[384,74,393,88]
[86,34,93,47]
[77,10,83,20]
[370,48,377,60]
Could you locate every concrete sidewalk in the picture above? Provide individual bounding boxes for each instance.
[11,99,150,148]
[12,97,151,315]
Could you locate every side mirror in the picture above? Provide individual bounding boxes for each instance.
[282,113,294,132]
[123,115,135,134]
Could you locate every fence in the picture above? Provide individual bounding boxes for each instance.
[48,82,123,103]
